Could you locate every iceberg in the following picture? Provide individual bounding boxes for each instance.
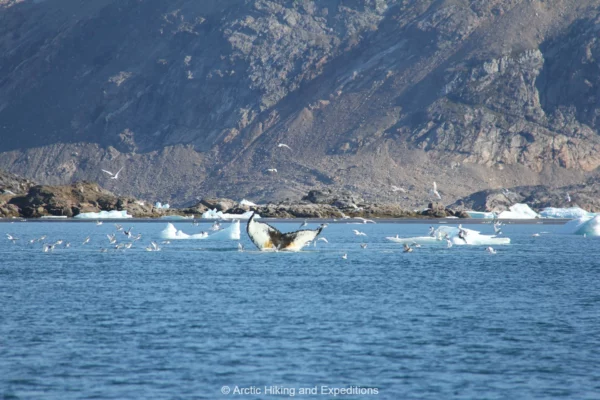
[201,208,257,220]
[386,225,510,246]
[239,199,258,206]
[159,221,241,240]
[465,211,496,219]
[539,207,595,219]
[497,203,540,219]
[558,215,600,236]
[74,210,133,219]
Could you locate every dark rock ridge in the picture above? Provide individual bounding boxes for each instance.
[1,1,600,206]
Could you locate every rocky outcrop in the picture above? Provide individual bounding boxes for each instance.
[1,1,600,207]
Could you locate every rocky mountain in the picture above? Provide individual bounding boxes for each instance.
[1,0,599,206]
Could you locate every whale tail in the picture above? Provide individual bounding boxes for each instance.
[246,212,322,251]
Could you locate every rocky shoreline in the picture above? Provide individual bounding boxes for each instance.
[1,170,596,220]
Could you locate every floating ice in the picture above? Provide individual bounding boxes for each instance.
[466,211,496,219]
[159,221,241,240]
[386,225,510,246]
[239,199,257,206]
[201,208,257,220]
[558,215,600,236]
[497,203,539,219]
[74,210,133,219]
[539,207,595,219]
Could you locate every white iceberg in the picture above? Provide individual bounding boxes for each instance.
[497,203,540,219]
[386,225,510,246]
[558,215,600,236]
[159,221,241,240]
[539,207,595,219]
[239,199,258,206]
[201,208,257,220]
[466,211,496,219]
[74,210,133,219]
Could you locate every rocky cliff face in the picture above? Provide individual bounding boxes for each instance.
[1,0,599,206]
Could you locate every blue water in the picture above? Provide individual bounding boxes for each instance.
[1,220,599,399]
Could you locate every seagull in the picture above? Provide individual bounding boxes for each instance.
[300,219,308,228]
[101,167,124,180]
[267,168,278,173]
[360,243,367,249]
[565,192,571,203]
[532,233,540,237]
[277,143,292,150]
[211,221,221,231]
[82,236,91,245]
[403,243,413,253]
[352,229,367,236]
[318,237,329,243]
[428,226,436,237]
[486,247,497,254]
[391,185,406,193]
[123,227,133,238]
[446,238,453,248]
[43,244,55,252]
[238,243,244,252]
[458,224,468,243]
[96,220,103,226]
[430,181,442,200]
[6,233,18,243]
[493,221,502,235]
[107,233,117,244]
[114,223,123,231]
[411,241,421,248]
[342,253,347,260]
[355,217,376,224]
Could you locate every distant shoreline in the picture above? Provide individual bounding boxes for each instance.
[0,218,572,225]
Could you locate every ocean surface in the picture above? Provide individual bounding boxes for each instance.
[1,220,599,399]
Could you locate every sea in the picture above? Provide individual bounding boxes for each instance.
[1,220,599,399]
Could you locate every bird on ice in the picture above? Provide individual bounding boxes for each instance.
[277,143,292,150]
[267,168,278,173]
[352,229,367,236]
[101,167,124,180]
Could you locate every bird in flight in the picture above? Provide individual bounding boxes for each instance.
[277,143,292,150]
[267,168,278,173]
[391,185,406,193]
[430,181,442,200]
[352,229,367,236]
[102,167,124,180]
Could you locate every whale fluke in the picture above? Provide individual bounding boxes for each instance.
[246,212,322,251]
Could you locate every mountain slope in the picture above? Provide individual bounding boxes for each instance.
[1,0,599,205]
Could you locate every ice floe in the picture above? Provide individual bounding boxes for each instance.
[386,225,510,246]
[497,203,540,219]
[558,215,600,236]
[465,211,496,219]
[159,221,241,240]
[74,210,133,219]
[539,207,595,219]
[201,209,256,220]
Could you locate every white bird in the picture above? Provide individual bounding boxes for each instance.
[446,239,453,248]
[360,243,367,249]
[107,233,117,244]
[43,244,55,253]
[6,233,18,243]
[391,185,406,193]
[355,217,376,224]
[403,243,413,253]
[300,219,308,228]
[352,229,367,236]
[486,246,497,254]
[342,253,347,260]
[428,226,436,237]
[532,233,540,237]
[411,241,421,248]
[318,237,329,243]
[566,192,571,203]
[82,236,90,245]
[101,166,124,180]
[114,223,123,231]
[267,168,278,173]
[238,243,244,252]
[430,181,442,200]
[493,221,502,235]
[123,227,133,238]
[96,220,103,226]
[277,143,292,150]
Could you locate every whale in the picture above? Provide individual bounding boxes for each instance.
[246,212,323,251]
